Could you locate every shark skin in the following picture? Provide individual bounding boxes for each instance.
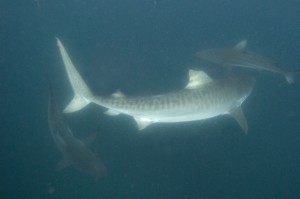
[48,87,107,179]
[197,40,294,84]
[56,38,255,133]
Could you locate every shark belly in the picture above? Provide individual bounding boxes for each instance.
[91,85,239,126]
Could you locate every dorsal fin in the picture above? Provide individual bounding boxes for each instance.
[111,90,125,98]
[233,40,247,51]
[185,70,212,89]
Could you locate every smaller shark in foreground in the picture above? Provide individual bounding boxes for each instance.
[48,87,107,179]
[197,40,295,84]
[56,38,255,133]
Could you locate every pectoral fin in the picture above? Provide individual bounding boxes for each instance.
[229,107,248,134]
[134,117,153,130]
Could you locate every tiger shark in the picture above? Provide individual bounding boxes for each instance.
[48,87,107,178]
[56,38,255,133]
[197,40,294,84]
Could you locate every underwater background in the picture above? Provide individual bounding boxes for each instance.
[1,0,300,198]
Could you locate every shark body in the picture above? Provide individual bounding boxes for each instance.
[197,40,294,84]
[48,87,107,178]
[57,38,255,133]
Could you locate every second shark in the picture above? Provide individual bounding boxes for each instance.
[48,87,107,178]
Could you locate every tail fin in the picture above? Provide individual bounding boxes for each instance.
[56,38,93,113]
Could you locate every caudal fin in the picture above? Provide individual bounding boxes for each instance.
[56,38,93,113]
